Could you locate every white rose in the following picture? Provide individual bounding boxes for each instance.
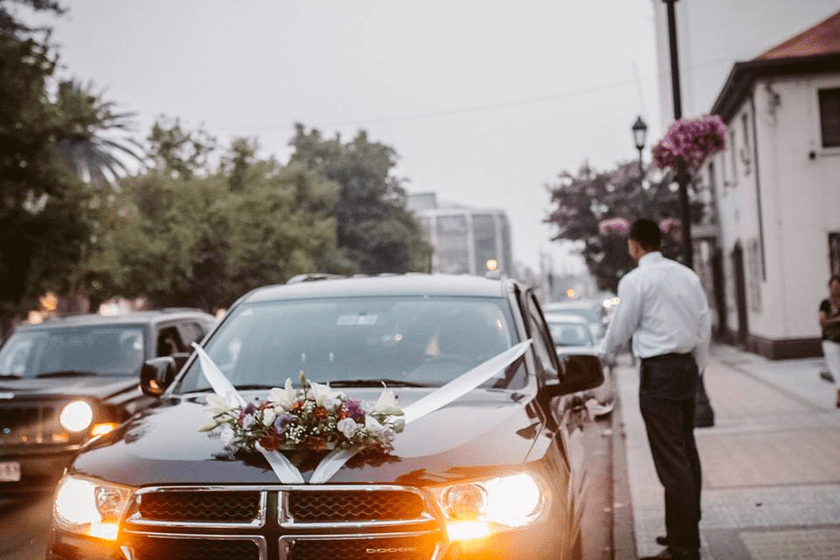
[337,418,358,439]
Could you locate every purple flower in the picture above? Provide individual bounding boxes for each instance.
[273,413,295,434]
[343,400,365,422]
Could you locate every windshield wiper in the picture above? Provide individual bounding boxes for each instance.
[328,378,430,388]
[0,373,22,379]
[35,370,98,378]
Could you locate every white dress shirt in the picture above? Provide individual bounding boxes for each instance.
[600,252,711,372]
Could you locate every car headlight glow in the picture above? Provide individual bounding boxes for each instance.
[54,476,132,541]
[430,472,545,542]
[59,401,93,432]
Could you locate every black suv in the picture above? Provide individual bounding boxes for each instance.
[0,309,216,492]
[46,275,603,560]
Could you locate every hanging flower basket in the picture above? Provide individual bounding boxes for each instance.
[598,217,629,237]
[652,114,727,174]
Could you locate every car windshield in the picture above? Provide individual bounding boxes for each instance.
[0,326,145,378]
[176,295,524,393]
[548,321,594,347]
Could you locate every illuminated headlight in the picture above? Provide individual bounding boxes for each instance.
[59,401,93,432]
[428,473,545,541]
[54,476,132,541]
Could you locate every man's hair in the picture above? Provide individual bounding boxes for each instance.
[628,218,661,250]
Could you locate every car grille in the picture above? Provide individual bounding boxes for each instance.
[0,402,70,446]
[286,490,426,523]
[122,486,443,560]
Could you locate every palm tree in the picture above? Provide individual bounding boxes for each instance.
[50,79,144,189]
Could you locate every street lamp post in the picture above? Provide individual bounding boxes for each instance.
[632,116,647,200]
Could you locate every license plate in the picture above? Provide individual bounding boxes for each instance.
[0,461,21,482]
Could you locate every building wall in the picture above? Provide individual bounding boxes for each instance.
[652,0,840,127]
[705,72,840,356]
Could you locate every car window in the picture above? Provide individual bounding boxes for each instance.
[548,322,594,347]
[176,296,523,392]
[0,326,146,378]
[524,294,559,377]
[156,326,185,356]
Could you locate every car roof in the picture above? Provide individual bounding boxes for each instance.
[543,313,590,325]
[544,299,602,309]
[240,273,513,303]
[12,309,214,332]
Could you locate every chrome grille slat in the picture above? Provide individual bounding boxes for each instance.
[123,485,442,560]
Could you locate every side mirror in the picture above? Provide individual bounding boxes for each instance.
[555,354,604,396]
[140,357,178,397]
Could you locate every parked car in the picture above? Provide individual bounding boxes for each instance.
[545,313,614,417]
[46,274,603,560]
[542,299,608,341]
[0,309,216,493]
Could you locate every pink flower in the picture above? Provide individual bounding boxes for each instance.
[652,114,727,173]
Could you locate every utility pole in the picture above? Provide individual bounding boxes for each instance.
[662,0,714,427]
[663,0,693,270]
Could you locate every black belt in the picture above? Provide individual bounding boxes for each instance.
[640,352,693,364]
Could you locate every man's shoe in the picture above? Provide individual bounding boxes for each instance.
[656,535,672,546]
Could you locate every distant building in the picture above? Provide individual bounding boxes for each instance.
[698,11,840,358]
[407,193,514,277]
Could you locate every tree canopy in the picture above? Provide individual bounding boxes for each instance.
[545,160,703,293]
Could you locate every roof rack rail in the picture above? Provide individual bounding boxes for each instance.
[286,273,346,285]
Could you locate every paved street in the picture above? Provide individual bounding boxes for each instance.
[614,344,840,559]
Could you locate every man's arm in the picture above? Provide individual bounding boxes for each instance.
[692,279,712,373]
[599,275,641,360]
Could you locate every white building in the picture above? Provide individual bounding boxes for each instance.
[698,11,840,358]
[652,0,840,130]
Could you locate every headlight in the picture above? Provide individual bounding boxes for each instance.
[54,476,132,541]
[59,401,93,432]
[428,473,545,541]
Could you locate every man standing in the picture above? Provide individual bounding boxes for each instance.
[600,219,710,560]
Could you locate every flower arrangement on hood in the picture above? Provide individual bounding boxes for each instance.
[200,371,405,455]
[652,114,727,173]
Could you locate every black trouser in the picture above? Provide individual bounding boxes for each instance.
[639,353,702,551]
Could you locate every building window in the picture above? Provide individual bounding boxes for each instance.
[435,215,470,274]
[747,238,762,312]
[472,214,497,274]
[819,88,840,148]
[830,232,840,277]
[740,113,751,175]
[729,129,738,181]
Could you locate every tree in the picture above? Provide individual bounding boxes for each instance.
[545,160,702,293]
[101,135,346,312]
[50,79,144,189]
[289,124,430,274]
[0,0,94,335]
[147,115,217,180]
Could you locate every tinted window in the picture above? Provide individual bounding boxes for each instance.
[0,326,145,378]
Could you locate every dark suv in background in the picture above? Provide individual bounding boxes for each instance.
[46,275,603,560]
[0,309,216,492]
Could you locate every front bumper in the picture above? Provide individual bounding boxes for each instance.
[46,482,580,560]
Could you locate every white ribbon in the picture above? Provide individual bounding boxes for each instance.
[193,343,304,484]
[308,339,532,484]
[194,339,532,484]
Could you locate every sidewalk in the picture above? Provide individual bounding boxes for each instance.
[614,344,840,560]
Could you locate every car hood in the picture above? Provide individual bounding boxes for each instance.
[0,376,139,401]
[71,387,548,487]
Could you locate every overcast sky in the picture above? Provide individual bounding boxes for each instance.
[35,0,664,274]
